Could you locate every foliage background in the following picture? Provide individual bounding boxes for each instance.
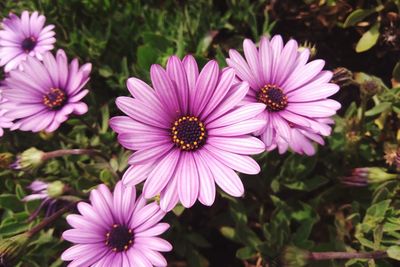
[0,0,400,266]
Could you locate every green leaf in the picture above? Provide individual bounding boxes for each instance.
[0,194,23,211]
[98,66,113,78]
[236,247,256,260]
[220,227,236,241]
[364,200,391,224]
[136,45,159,70]
[393,61,400,82]
[196,31,217,55]
[343,9,375,28]
[356,22,380,53]
[142,32,172,52]
[100,105,109,134]
[172,204,185,216]
[283,176,329,192]
[387,246,400,261]
[365,102,392,116]
[186,233,211,248]
[235,222,262,249]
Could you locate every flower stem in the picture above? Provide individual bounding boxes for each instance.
[27,202,76,237]
[359,94,368,135]
[43,149,107,161]
[309,251,387,261]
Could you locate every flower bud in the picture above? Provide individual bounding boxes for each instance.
[341,167,398,187]
[47,181,66,198]
[354,72,384,97]
[281,246,310,267]
[331,67,353,87]
[0,153,13,169]
[0,232,30,266]
[10,147,45,171]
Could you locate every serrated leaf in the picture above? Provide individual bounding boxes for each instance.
[356,22,380,53]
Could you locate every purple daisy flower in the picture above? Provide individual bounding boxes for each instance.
[62,182,171,267]
[227,35,341,155]
[110,55,265,211]
[0,49,91,132]
[0,11,56,72]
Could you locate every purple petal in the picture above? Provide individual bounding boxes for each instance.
[191,60,219,115]
[204,144,260,175]
[177,153,199,208]
[200,68,235,118]
[207,103,265,128]
[150,64,181,115]
[142,149,180,198]
[198,149,244,197]
[193,151,216,206]
[207,136,265,155]
[166,55,189,113]
[122,163,153,186]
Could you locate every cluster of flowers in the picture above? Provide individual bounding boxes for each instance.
[0,11,340,267]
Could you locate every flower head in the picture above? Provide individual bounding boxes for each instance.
[0,11,56,72]
[0,49,91,133]
[227,36,341,155]
[110,55,265,211]
[62,182,171,267]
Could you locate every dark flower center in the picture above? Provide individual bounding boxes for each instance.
[21,37,36,52]
[105,224,134,252]
[257,84,288,112]
[43,88,67,110]
[171,116,206,151]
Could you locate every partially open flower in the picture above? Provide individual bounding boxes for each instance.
[354,72,384,97]
[331,67,353,87]
[341,167,398,187]
[10,147,44,171]
[23,180,67,220]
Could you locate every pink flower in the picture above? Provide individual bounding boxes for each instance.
[110,55,265,211]
[227,36,341,155]
[62,182,171,267]
[0,49,91,133]
[0,11,56,72]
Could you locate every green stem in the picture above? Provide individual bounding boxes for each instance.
[43,149,107,161]
[27,202,76,237]
[309,250,387,261]
[359,94,368,135]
